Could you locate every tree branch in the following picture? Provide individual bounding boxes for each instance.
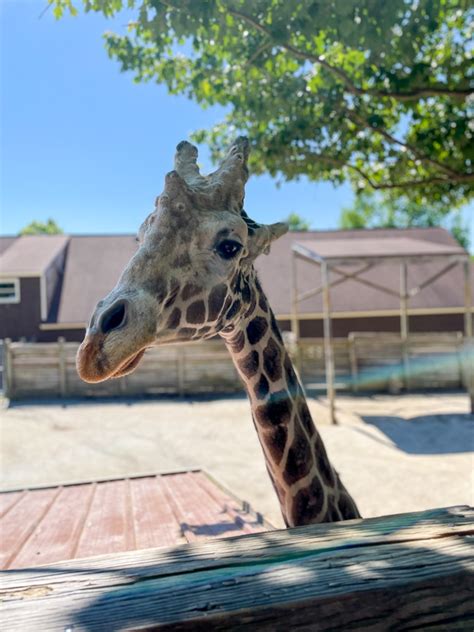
[347,165,473,190]
[227,8,473,101]
[346,111,464,179]
[298,150,474,190]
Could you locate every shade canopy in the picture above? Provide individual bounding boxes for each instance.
[293,236,467,266]
[291,233,472,424]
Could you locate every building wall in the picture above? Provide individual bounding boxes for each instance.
[36,313,471,344]
[278,313,469,338]
[38,327,86,343]
[0,278,42,340]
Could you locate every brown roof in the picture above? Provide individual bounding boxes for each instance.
[0,236,16,257]
[0,235,69,277]
[2,227,471,324]
[0,470,270,570]
[294,235,465,262]
[56,235,138,323]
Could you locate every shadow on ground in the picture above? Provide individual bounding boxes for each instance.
[361,413,474,455]
[4,393,248,409]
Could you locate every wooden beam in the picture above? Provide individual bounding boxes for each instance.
[400,261,410,390]
[290,251,302,374]
[3,339,12,399]
[296,263,374,303]
[0,507,472,631]
[321,262,336,424]
[408,260,460,298]
[57,337,67,398]
[464,259,472,339]
[290,251,300,342]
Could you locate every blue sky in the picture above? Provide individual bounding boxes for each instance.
[1,0,472,244]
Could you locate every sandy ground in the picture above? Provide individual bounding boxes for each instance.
[1,392,472,528]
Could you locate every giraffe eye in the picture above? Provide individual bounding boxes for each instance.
[216,239,242,260]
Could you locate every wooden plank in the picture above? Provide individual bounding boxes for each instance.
[0,489,61,569]
[9,485,94,570]
[193,472,267,536]
[129,477,185,549]
[0,492,25,519]
[74,481,134,559]
[1,507,471,593]
[161,472,249,542]
[0,507,472,631]
[0,472,267,569]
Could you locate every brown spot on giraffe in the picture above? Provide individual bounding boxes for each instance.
[164,279,180,308]
[228,330,245,354]
[283,432,313,485]
[255,277,268,312]
[226,299,241,320]
[314,434,336,486]
[238,350,259,379]
[167,307,181,329]
[254,390,292,429]
[258,293,268,313]
[291,476,325,526]
[241,282,251,304]
[244,293,257,318]
[246,316,268,345]
[186,300,206,324]
[181,283,201,301]
[297,399,316,438]
[208,283,227,321]
[254,374,269,400]
[261,424,288,465]
[338,493,359,520]
[197,325,211,337]
[270,312,283,343]
[284,353,298,395]
[326,495,342,521]
[177,327,196,338]
[263,337,282,382]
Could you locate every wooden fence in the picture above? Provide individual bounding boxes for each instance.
[2,332,471,400]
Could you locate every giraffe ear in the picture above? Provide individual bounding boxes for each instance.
[246,222,288,260]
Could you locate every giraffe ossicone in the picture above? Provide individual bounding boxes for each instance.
[77,138,360,526]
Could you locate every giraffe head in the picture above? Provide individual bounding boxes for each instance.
[77,137,287,383]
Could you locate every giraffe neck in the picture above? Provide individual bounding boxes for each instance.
[220,273,360,526]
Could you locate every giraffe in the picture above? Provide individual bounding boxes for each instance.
[77,137,360,526]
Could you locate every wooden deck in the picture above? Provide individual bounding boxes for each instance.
[0,470,270,570]
[1,506,472,631]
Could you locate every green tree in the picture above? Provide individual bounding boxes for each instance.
[52,0,473,215]
[340,193,470,249]
[19,218,64,235]
[285,212,311,231]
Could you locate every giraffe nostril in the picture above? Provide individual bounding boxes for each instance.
[100,301,128,335]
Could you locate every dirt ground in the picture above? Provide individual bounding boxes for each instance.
[1,392,472,528]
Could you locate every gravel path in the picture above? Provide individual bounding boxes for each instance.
[1,393,472,528]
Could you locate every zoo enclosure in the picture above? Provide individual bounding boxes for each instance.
[291,236,472,422]
[3,333,471,400]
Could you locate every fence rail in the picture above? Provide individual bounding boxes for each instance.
[3,331,471,400]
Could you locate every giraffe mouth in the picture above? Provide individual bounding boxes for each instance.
[111,348,146,378]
